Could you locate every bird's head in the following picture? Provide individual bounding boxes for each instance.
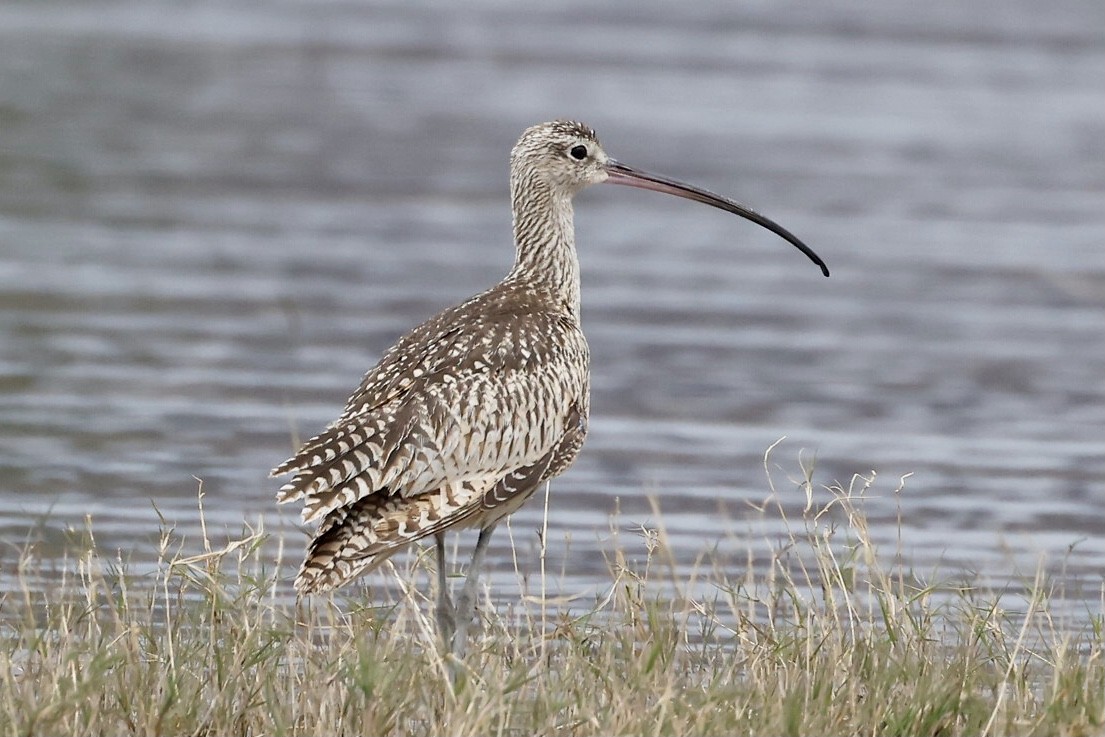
[510,120,611,195]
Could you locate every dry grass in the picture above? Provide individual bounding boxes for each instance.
[1,457,1102,736]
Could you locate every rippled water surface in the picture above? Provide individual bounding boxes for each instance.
[1,0,1102,614]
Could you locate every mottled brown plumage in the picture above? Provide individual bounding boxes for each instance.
[273,121,597,596]
[271,120,827,651]
[272,289,589,593]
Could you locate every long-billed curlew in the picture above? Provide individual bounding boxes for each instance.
[272,120,828,653]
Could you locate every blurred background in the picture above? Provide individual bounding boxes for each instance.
[1,0,1102,610]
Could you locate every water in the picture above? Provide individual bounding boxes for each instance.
[1,0,1102,617]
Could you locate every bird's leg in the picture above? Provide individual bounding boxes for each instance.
[451,524,497,658]
[434,532,456,649]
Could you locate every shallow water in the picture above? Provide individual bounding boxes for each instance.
[1,0,1102,617]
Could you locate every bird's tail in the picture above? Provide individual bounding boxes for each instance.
[294,480,489,595]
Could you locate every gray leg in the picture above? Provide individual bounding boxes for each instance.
[452,524,497,657]
[434,533,455,648]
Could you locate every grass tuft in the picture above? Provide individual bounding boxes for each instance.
[1,460,1102,736]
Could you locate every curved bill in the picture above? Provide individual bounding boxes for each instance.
[604,159,829,277]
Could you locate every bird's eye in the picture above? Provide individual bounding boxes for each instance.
[569,144,588,161]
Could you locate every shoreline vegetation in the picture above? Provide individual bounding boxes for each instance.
[1,457,1102,736]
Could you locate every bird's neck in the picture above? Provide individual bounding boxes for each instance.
[504,174,581,318]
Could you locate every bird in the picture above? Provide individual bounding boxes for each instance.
[271,120,828,654]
